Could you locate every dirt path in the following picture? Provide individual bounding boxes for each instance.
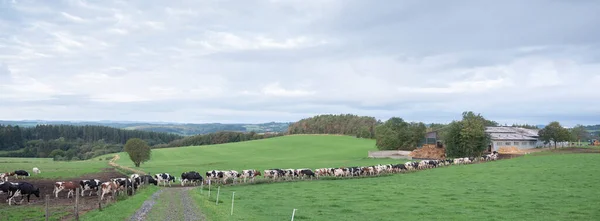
[128,187,205,221]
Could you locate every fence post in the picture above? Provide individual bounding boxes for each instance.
[208,180,211,197]
[291,209,297,221]
[230,192,235,216]
[215,186,220,205]
[45,194,49,221]
[98,189,102,211]
[75,188,80,221]
[200,181,203,194]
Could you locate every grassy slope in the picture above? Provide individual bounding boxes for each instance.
[0,157,109,179]
[115,135,408,176]
[81,185,160,221]
[193,153,600,221]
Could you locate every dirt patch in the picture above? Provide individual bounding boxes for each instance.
[545,147,600,154]
[409,144,446,159]
[0,167,127,220]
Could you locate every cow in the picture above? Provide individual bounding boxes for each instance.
[298,169,315,179]
[141,175,158,186]
[0,172,11,182]
[99,181,118,200]
[1,182,20,205]
[32,167,40,174]
[206,170,225,184]
[13,170,29,179]
[241,169,261,183]
[79,179,101,196]
[154,173,175,187]
[181,171,203,186]
[130,174,141,187]
[7,182,39,205]
[53,181,78,198]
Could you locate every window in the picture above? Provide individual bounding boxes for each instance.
[522,142,528,146]
[530,141,536,146]
[514,142,520,146]
[505,142,511,145]
[497,142,503,146]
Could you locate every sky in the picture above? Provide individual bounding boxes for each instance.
[0,0,599,126]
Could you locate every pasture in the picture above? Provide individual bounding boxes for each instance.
[0,157,110,179]
[114,135,409,177]
[193,153,600,221]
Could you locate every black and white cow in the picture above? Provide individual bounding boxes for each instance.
[241,169,261,183]
[13,170,29,179]
[7,182,39,205]
[141,175,158,186]
[1,181,20,205]
[79,179,101,196]
[181,171,203,186]
[154,173,175,187]
[205,170,225,184]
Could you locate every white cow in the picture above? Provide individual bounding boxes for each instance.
[32,167,40,174]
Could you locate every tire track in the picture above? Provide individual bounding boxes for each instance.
[131,187,205,221]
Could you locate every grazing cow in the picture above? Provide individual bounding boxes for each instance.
[13,170,29,179]
[32,167,40,174]
[181,171,203,186]
[53,181,78,198]
[141,175,158,186]
[79,179,101,196]
[154,173,175,187]
[7,182,39,205]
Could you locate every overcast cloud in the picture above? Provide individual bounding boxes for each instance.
[1,0,599,126]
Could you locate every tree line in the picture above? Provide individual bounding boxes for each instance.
[0,124,183,160]
[156,131,285,148]
[285,114,378,138]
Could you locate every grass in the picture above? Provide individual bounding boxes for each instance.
[114,135,409,176]
[0,204,71,221]
[0,157,110,179]
[80,185,160,221]
[192,153,600,221]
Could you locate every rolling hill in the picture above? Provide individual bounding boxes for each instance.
[113,135,407,176]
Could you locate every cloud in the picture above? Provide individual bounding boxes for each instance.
[0,0,599,126]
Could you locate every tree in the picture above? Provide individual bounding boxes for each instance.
[375,117,427,150]
[444,111,491,158]
[538,121,570,149]
[124,138,151,167]
[569,125,589,145]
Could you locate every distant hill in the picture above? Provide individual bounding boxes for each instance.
[0,120,292,136]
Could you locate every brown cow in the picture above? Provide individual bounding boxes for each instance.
[100,181,118,200]
[53,181,78,198]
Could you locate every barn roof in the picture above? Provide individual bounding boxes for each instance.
[486,126,540,141]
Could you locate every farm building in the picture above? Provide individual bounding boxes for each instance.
[486,127,543,151]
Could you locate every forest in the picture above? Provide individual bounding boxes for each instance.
[285,114,379,138]
[0,124,182,160]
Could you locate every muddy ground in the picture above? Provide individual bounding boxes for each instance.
[0,167,129,220]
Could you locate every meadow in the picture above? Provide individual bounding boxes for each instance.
[114,135,409,177]
[192,152,600,221]
[0,157,110,179]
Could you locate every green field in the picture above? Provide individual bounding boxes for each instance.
[0,157,109,179]
[192,152,600,220]
[114,135,408,176]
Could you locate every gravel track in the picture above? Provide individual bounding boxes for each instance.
[128,189,164,221]
[129,187,204,221]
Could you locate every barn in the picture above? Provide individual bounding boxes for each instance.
[486,127,542,152]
